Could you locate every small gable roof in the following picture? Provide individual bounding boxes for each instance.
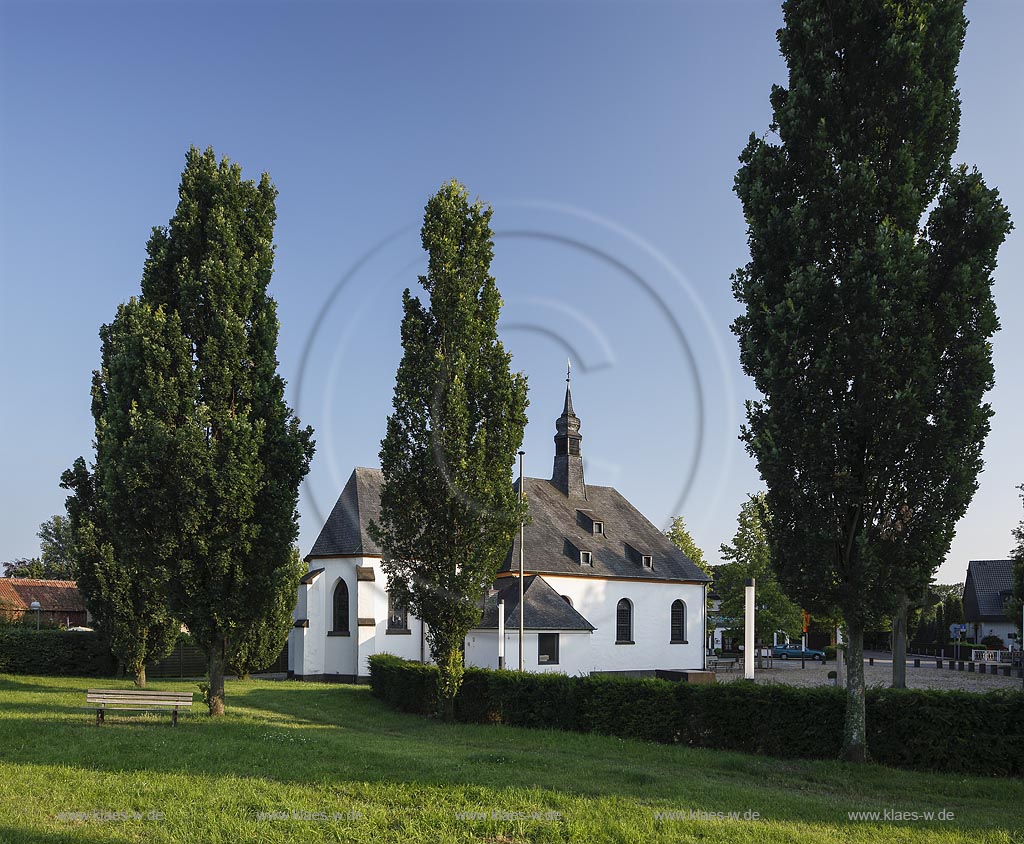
[504,477,711,583]
[307,468,383,558]
[963,559,1014,622]
[0,578,85,612]
[476,575,595,631]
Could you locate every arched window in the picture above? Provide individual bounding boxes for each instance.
[388,591,408,632]
[616,598,633,644]
[332,580,350,634]
[670,599,686,643]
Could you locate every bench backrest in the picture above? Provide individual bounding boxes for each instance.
[87,689,194,707]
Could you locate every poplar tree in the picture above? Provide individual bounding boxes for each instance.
[733,1,1011,761]
[61,299,196,685]
[139,147,314,714]
[371,180,528,720]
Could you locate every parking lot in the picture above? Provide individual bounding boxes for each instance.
[714,652,1024,692]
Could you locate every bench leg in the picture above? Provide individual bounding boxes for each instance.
[172,708,178,727]
[96,708,104,725]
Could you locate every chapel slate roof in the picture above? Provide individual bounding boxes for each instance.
[502,477,711,583]
[963,559,1015,622]
[307,469,710,584]
[475,575,595,631]
[306,468,383,558]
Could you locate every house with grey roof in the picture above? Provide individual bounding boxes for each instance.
[963,559,1020,649]
[289,376,711,681]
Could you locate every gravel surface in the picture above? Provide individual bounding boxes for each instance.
[714,653,1023,692]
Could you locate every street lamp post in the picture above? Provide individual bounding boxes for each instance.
[518,450,525,673]
[744,578,755,680]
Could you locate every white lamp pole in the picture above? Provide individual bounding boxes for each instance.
[744,578,755,680]
[518,450,525,673]
[497,599,505,670]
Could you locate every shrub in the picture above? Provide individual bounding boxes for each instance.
[368,653,437,714]
[0,627,117,677]
[980,635,1005,650]
[823,645,837,661]
[367,656,1024,776]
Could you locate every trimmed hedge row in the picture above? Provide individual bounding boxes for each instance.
[0,627,117,677]
[368,654,1024,776]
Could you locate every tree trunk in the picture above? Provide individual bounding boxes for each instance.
[133,665,146,688]
[434,638,464,722]
[842,620,868,762]
[892,592,909,689]
[207,638,226,717]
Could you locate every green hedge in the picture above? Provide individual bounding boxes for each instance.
[0,627,117,677]
[368,654,1024,776]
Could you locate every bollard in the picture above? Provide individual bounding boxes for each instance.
[957,660,964,671]
[979,663,986,674]
[914,658,920,668]
[869,657,874,666]
[968,662,975,673]
[936,658,942,669]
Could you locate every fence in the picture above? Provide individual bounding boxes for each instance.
[146,641,288,678]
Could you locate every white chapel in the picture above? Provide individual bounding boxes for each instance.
[289,377,711,680]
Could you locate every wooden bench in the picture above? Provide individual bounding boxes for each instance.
[707,657,738,673]
[86,689,194,726]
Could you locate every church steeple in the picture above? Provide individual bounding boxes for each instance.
[552,359,586,499]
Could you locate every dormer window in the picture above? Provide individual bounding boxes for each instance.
[592,521,604,536]
[642,555,653,569]
[580,550,593,566]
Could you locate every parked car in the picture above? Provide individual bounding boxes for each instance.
[772,644,825,661]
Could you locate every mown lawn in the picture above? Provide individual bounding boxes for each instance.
[0,675,1020,843]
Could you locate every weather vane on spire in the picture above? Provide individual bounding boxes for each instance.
[566,357,571,384]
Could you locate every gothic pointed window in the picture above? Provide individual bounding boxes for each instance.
[670,599,686,643]
[332,580,350,634]
[616,598,633,644]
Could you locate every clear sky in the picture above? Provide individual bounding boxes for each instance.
[1,0,1021,587]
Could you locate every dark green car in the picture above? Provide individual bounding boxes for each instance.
[772,644,825,661]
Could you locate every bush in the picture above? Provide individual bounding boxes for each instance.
[823,645,837,661]
[367,655,1024,776]
[0,627,117,677]
[980,635,1005,650]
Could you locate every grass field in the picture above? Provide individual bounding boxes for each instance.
[0,674,1021,843]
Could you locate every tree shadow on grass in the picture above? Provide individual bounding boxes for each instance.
[0,826,137,844]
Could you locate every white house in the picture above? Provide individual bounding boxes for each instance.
[289,377,711,681]
[963,559,1020,649]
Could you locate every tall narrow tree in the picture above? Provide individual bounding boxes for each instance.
[136,147,313,714]
[61,299,197,685]
[733,1,1011,760]
[371,180,528,720]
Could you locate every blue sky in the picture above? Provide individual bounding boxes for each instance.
[1,0,1021,587]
